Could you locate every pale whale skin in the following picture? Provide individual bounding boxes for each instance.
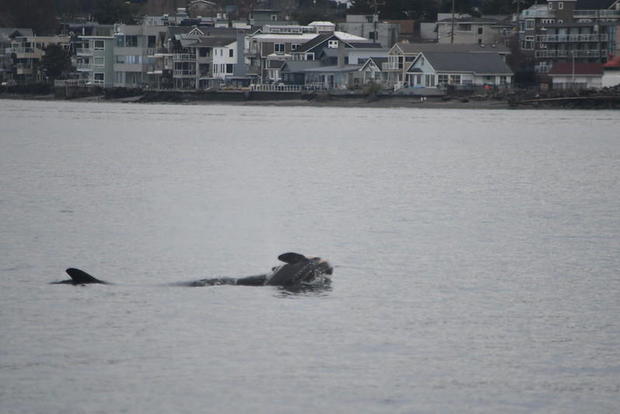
[54,253,333,288]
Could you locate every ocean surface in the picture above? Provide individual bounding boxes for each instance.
[1,99,619,413]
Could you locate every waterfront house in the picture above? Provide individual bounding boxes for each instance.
[358,57,389,86]
[386,42,511,89]
[547,62,603,88]
[602,55,620,87]
[279,60,321,85]
[405,51,513,88]
[303,64,363,89]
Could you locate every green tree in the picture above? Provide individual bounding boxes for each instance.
[40,44,72,81]
[0,0,58,35]
[93,0,135,24]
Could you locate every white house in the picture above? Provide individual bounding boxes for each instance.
[548,62,603,89]
[405,51,513,88]
[602,56,620,88]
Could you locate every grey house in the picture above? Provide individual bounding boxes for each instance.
[406,51,513,88]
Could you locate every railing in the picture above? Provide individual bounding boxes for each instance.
[173,69,196,77]
[521,10,551,18]
[76,62,91,71]
[173,54,196,62]
[535,49,607,58]
[303,82,329,91]
[7,47,35,54]
[76,48,93,56]
[250,84,302,92]
[574,10,620,18]
[537,34,609,42]
[382,61,400,71]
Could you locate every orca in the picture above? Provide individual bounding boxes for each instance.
[52,268,109,285]
[54,253,333,288]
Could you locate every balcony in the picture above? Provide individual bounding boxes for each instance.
[574,9,620,18]
[173,69,196,77]
[535,49,607,58]
[16,64,33,75]
[537,34,609,43]
[382,61,401,71]
[173,53,196,62]
[76,48,93,56]
[76,62,91,71]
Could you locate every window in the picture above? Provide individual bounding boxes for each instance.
[94,40,104,50]
[291,44,299,51]
[425,74,435,87]
[229,49,234,58]
[369,31,378,40]
[548,2,553,9]
[478,27,483,35]
[125,35,138,47]
[94,57,104,65]
[449,74,461,84]
[94,72,104,81]
[274,43,285,54]
[457,24,471,31]
[115,55,125,63]
[148,36,156,48]
[559,2,564,9]
[328,40,339,48]
[199,47,210,57]
[525,19,534,30]
[226,64,233,73]
[438,74,449,85]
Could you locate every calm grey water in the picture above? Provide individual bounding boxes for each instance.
[1,100,619,413]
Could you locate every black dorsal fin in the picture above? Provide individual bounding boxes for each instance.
[277,252,307,264]
[65,268,107,284]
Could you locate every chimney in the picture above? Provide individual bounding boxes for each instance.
[337,41,345,68]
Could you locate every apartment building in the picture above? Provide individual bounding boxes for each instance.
[6,34,70,83]
[337,15,400,49]
[75,36,115,87]
[519,0,619,72]
[113,23,168,87]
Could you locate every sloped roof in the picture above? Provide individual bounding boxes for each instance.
[437,17,502,23]
[548,62,603,75]
[419,51,513,74]
[297,32,371,53]
[297,33,333,52]
[0,28,34,41]
[267,60,286,69]
[395,42,510,54]
[281,60,322,73]
[603,55,620,69]
[304,64,362,73]
[195,36,237,47]
[360,57,388,71]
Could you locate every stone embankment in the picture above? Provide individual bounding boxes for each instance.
[2,83,620,109]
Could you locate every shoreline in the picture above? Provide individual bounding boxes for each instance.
[2,90,619,110]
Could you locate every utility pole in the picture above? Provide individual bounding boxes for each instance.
[451,0,456,44]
